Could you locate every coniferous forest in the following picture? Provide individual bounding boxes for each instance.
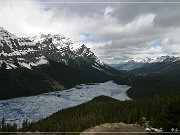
[1,95,180,133]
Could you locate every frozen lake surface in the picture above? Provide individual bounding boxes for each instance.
[0,81,130,127]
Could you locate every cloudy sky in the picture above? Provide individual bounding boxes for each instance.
[0,0,180,63]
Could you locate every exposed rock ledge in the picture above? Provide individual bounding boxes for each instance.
[81,122,147,135]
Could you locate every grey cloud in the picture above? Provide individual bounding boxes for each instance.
[46,0,180,28]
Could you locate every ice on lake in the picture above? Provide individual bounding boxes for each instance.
[0,81,130,127]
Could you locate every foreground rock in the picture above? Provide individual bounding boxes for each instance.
[81,122,147,135]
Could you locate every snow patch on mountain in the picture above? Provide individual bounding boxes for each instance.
[30,33,81,52]
[0,27,48,69]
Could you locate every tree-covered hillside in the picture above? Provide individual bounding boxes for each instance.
[126,73,180,99]
[1,95,178,133]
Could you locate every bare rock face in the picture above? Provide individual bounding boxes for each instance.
[81,122,147,135]
[51,81,65,90]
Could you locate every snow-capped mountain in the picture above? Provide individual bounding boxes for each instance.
[111,55,180,71]
[30,33,107,70]
[0,27,48,69]
[0,27,105,70]
[0,26,116,77]
[0,27,118,100]
[121,55,179,64]
[135,55,180,63]
[31,34,96,64]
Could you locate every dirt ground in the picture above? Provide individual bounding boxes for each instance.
[80,122,147,135]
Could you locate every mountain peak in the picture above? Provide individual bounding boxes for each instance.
[0,27,17,39]
[0,26,4,30]
[0,26,5,30]
[30,33,101,67]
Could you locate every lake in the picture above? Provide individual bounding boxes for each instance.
[0,81,130,127]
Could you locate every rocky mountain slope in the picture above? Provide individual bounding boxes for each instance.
[0,27,118,100]
[0,27,113,74]
[30,33,111,73]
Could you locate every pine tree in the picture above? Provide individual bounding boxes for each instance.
[14,57,20,67]
[1,61,6,69]
[1,118,5,132]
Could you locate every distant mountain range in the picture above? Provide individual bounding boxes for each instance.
[110,55,180,74]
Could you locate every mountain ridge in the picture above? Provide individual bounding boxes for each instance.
[111,55,180,71]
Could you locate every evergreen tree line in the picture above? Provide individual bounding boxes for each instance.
[126,74,180,99]
[0,118,17,132]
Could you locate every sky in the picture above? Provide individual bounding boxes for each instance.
[0,0,180,64]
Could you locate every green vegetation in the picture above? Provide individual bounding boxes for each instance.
[1,95,178,133]
[0,67,55,99]
[126,74,180,99]
[125,60,180,99]
[0,118,17,132]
